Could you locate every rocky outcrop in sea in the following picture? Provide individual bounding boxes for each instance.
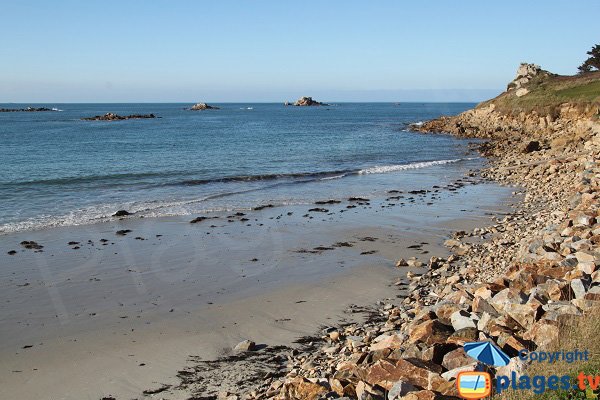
[0,107,56,112]
[81,113,156,121]
[188,102,220,110]
[288,97,328,106]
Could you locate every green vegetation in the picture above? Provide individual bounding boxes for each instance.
[497,308,600,400]
[578,44,600,74]
[557,80,600,99]
[478,71,600,117]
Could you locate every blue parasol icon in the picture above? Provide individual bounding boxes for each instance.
[464,341,511,367]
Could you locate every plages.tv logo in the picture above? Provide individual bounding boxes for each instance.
[458,340,599,399]
[456,341,510,399]
[456,371,491,399]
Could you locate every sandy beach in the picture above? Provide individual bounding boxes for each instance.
[0,174,515,399]
[2,4,598,398]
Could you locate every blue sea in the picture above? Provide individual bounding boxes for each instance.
[0,102,478,234]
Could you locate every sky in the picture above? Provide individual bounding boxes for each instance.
[1,0,598,103]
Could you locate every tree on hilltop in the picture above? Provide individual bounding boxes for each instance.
[578,44,600,73]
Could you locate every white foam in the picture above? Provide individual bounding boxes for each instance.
[320,174,346,181]
[358,158,469,175]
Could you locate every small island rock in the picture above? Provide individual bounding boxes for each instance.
[288,96,328,106]
[189,103,220,110]
[0,107,56,112]
[82,113,156,121]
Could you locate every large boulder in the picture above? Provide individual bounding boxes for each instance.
[506,63,549,92]
[364,358,447,392]
[408,320,454,345]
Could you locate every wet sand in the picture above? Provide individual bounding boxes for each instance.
[0,176,518,399]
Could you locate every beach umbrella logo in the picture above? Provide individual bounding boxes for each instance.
[464,341,510,367]
[456,371,492,399]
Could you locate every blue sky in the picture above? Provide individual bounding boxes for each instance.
[1,1,598,102]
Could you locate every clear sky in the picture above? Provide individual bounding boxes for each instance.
[1,0,598,103]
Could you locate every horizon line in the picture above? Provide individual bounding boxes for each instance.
[0,100,485,104]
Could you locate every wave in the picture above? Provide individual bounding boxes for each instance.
[358,158,468,175]
[2,158,475,191]
[3,171,192,187]
[179,170,353,186]
[178,158,474,186]
[0,157,478,234]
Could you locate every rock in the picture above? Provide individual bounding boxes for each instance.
[584,286,600,301]
[572,298,600,312]
[472,296,499,315]
[447,327,478,346]
[189,102,219,110]
[20,241,43,250]
[82,113,156,121]
[450,310,477,331]
[280,377,327,400]
[515,88,530,97]
[396,258,409,267]
[233,339,256,352]
[441,363,478,381]
[497,332,528,354]
[407,258,424,268]
[489,288,528,313]
[364,358,445,391]
[115,229,132,236]
[369,334,403,351]
[0,107,56,112]
[406,257,423,268]
[315,199,341,205]
[522,140,541,153]
[496,357,528,379]
[571,278,590,299]
[541,302,582,322]
[291,96,327,106]
[503,303,540,329]
[433,302,465,325]
[506,63,547,91]
[421,344,453,364]
[409,320,454,345]
[113,210,131,217]
[387,379,417,400]
[524,321,560,347]
[402,390,439,400]
[443,239,462,248]
[575,252,598,274]
[7,250,17,255]
[442,348,472,370]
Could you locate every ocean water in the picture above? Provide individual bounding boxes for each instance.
[0,102,478,234]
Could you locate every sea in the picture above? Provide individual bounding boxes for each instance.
[0,102,479,234]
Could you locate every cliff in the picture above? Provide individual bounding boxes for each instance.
[415,64,600,158]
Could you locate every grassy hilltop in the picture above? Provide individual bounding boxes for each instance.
[478,69,600,116]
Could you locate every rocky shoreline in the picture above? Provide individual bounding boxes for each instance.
[147,69,600,400]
